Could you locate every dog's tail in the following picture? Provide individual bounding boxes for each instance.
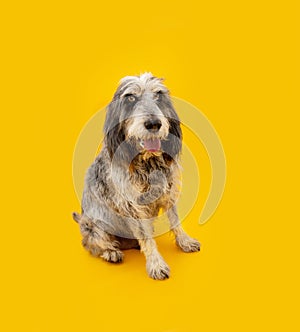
[72,212,81,223]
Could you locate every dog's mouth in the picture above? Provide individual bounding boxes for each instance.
[139,138,161,152]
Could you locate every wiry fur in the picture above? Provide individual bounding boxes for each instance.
[73,73,200,280]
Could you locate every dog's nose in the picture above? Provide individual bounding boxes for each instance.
[144,118,162,132]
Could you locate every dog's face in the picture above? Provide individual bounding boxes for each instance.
[104,73,182,162]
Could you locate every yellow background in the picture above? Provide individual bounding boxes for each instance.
[1,1,299,331]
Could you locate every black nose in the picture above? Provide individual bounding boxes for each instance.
[144,118,162,132]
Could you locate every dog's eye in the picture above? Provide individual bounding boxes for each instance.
[154,91,162,100]
[126,94,136,102]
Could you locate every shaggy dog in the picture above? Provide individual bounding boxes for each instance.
[73,73,200,280]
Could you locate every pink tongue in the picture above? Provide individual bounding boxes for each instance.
[144,139,161,152]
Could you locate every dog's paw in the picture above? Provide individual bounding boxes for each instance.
[146,255,170,280]
[101,249,124,263]
[176,234,201,253]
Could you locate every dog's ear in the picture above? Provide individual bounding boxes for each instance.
[104,100,137,162]
[104,100,121,159]
[159,96,182,158]
[163,117,182,158]
[105,123,126,160]
[106,124,138,163]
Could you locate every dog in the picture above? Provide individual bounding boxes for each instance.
[73,73,200,280]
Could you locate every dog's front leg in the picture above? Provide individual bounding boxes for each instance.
[129,221,170,280]
[167,206,201,252]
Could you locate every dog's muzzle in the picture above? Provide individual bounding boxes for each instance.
[139,118,163,152]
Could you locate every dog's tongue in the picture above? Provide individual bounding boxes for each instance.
[144,139,161,152]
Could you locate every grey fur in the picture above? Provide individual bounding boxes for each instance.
[73,73,200,280]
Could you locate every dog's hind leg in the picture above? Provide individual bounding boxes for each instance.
[167,206,201,252]
[75,213,124,263]
[114,236,140,250]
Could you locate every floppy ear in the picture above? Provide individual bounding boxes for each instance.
[104,100,124,159]
[104,100,138,162]
[158,95,182,158]
[162,117,182,158]
[106,124,138,163]
[105,123,126,160]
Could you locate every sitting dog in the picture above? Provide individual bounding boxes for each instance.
[73,73,200,280]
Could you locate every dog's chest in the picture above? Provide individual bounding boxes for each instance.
[130,156,170,193]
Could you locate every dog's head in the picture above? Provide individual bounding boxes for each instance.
[104,73,182,163]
